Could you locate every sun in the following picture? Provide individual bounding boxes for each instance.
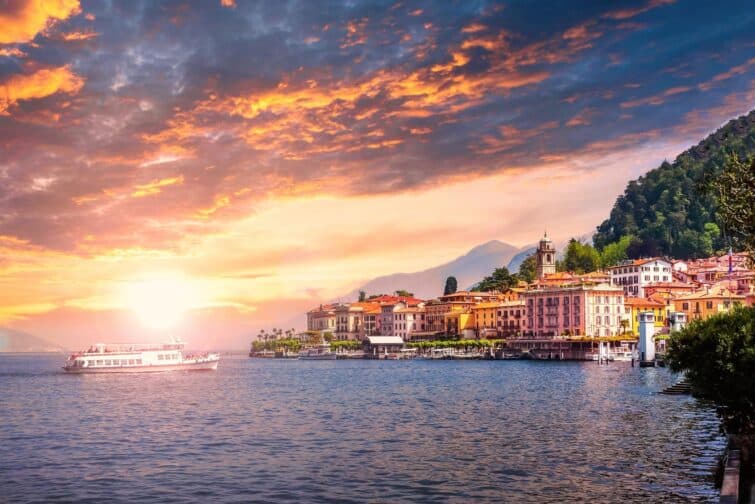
[121,274,203,330]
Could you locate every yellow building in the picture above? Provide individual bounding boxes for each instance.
[673,284,745,322]
[444,309,474,338]
[623,297,666,336]
[471,302,500,338]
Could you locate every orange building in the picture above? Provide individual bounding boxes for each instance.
[673,284,745,321]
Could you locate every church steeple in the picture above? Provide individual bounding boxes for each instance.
[536,232,556,279]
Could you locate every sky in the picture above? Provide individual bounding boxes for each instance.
[0,0,754,349]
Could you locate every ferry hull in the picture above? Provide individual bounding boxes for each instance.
[63,359,219,373]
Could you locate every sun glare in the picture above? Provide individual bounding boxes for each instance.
[121,274,203,330]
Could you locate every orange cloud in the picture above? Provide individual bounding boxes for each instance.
[0,47,27,58]
[566,108,594,127]
[0,0,81,44]
[60,30,98,41]
[620,85,691,108]
[698,57,755,91]
[131,176,184,198]
[476,121,558,155]
[461,23,487,34]
[341,18,368,48]
[0,65,84,115]
[602,0,674,20]
[220,0,236,7]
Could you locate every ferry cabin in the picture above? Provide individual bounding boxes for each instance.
[67,351,182,369]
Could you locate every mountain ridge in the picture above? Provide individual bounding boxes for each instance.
[339,234,590,302]
[0,327,67,353]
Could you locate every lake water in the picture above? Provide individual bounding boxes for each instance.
[0,354,724,503]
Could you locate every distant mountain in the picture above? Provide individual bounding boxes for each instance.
[506,247,536,273]
[0,327,66,353]
[342,240,521,301]
[340,234,593,302]
[594,109,755,259]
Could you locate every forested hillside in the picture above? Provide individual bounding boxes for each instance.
[594,110,755,259]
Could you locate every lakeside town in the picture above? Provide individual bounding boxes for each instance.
[250,232,755,360]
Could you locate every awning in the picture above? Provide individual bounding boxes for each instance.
[366,336,405,345]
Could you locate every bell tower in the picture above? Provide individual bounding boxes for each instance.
[536,232,556,279]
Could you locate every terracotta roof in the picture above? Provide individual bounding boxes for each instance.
[645,281,696,289]
[543,272,574,280]
[624,297,665,308]
[675,285,745,301]
[364,295,425,306]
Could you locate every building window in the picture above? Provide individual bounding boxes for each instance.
[706,301,713,309]
[682,302,689,310]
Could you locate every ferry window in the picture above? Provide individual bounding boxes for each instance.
[96,360,103,365]
[129,359,135,365]
[105,360,112,366]
[136,359,142,365]
[157,354,163,360]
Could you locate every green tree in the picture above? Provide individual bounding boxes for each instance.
[358,290,366,302]
[562,238,600,274]
[473,267,517,292]
[394,290,414,298]
[713,155,755,258]
[443,276,458,295]
[517,254,536,283]
[667,307,755,435]
[593,111,755,259]
[599,235,634,268]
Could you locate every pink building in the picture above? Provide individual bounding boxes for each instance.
[523,283,624,338]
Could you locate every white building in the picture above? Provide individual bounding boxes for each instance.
[379,301,426,340]
[334,304,364,341]
[608,258,672,298]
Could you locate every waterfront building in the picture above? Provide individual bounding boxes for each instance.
[378,301,426,340]
[608,258,673,297]
[471,302,500,339]
[364,335,405,358]
[643,281,698,301]
[360,303,382,337]
[425,291,502,334]
[523,282,624,338]
[444,309,474,338]
[535,233,557,279]
[496,300,526,337]
[307,303,337,333]
[533,270,610,288]
[334,303,362,341]
[623,297,666,336]
[673,283,745,321]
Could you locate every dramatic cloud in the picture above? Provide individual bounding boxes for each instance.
[0,0,81,43]
[0,0,753,345]
[0,65,84,114]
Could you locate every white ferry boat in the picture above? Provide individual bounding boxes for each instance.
[63,340,219,373]
[298,343,337,360]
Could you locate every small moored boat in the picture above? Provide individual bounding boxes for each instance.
[298,343,337,360]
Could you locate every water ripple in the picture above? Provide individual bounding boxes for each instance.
[0,355,724,503]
